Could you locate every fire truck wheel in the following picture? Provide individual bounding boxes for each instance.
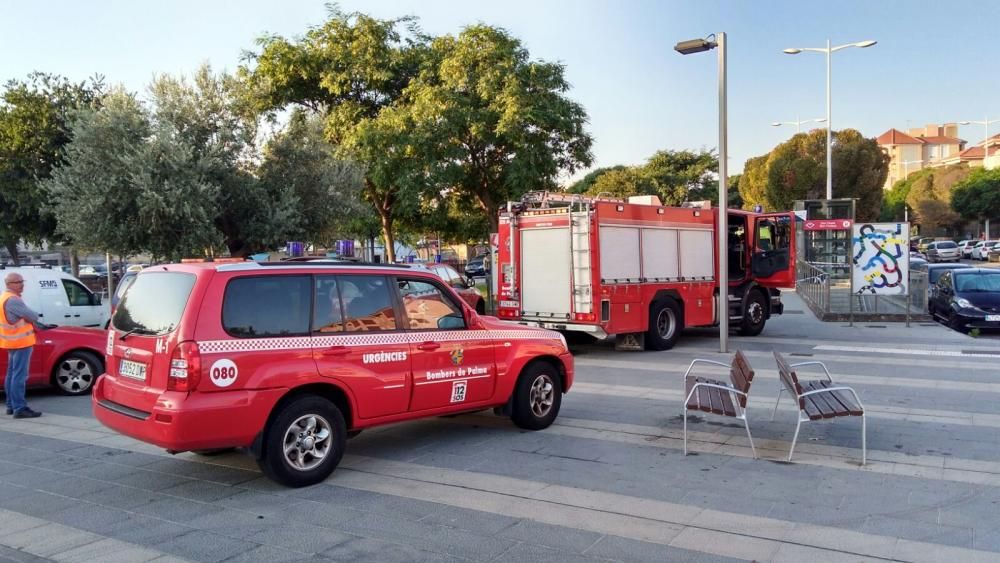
[510,362,562,430]
[645,298,682,350]
[258,395,347,488]
[739,290,767,336]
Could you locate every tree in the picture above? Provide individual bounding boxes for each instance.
[258,111,367,245]
[567,166,626,194]
[406,24,593,233]
[241,7,429,262]
[0,73,103,263]
[905,164,970,235]
[880,177,913,222]
[739,129,888,220]
[46,90,220,262]
[149,65,275,257]
[644,149,717,206]
[951,167,1000,225]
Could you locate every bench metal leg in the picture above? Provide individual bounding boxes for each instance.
[861,413,867,466]
[742,416,758,459]
[788,417,803,462]
[683,409,688,456]
[770,388,784,421]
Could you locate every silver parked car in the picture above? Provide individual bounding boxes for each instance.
[926,241,960,263]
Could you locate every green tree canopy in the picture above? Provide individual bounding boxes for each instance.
[566,166,626,194]
[241,6,429,261]
[576,149,720,206]
[905,164,970,235]
[738,129,888,221]
[951,167,1000,224]
[405,24,593,233]
[46,89,220,261]
[0,73,103,263]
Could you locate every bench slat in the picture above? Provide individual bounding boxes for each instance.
[718,388,737,417]
[707,384,723,414]
[801,396,825,420]
[804,381,841,419]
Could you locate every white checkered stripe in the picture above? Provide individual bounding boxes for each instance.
[197,330,558,355]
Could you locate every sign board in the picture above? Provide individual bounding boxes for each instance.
[802,219,853,231]
[851,222,909,296]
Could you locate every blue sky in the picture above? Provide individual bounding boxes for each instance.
[4,0,999,178]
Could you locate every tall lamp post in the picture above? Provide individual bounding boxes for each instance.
[783,39,877,200]
[675,33,728,353]
[899,159,923,222]
[959,117,1000,238]
[771,116,826,134]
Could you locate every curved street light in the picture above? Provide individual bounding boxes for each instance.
[783,39,877,199]
[771,117,826,134]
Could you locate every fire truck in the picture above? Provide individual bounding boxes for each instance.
[495,191,797,350]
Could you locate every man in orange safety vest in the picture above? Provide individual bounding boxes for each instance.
[2,272,47,418]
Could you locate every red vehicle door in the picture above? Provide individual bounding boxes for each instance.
[751,212,797,288]
[312,274,410,419]
[395,276,496,412]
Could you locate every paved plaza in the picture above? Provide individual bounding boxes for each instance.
[1,291,1000,562]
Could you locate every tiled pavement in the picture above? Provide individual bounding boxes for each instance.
[1,291,999,562]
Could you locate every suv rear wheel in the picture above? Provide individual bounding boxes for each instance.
[510,362,562,430]
[258,395,346,487]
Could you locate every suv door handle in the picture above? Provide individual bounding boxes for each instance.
[319,346,350,357]
[417,342,441,351]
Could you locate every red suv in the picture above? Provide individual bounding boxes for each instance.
[93,262,573,487]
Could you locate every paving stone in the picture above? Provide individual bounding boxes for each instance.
[185,508,274,539]
[151,529,254,562]
[219,544,314,563]
[493,542,610,563]
[498,520,603,553]
[133,496,226,523]
[47,503,133,535]
[51,537,164,563]
[583,534,746,563]
[0,544,52,563]
[213,490,300,516]
[321,536,464,563]
[94,514,192,546]
[156,479,241,503]
[34,474,118,499]
[111,469,195,493]
[334,511,515,560]
[141,459,259,486]
[297,484,445,521]
[417,505,521,535]
[272,500,367,529]
[71,461,142,482]
[239,521,352,554]
[0,491,79,518]
[78,484,166,510]
[862,515,974,549]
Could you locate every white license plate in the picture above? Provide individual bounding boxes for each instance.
[499,300,520,309]
[987,315,1000,322]
[119,359,147,381]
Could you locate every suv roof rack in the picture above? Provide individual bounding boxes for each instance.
[215,261,413,272]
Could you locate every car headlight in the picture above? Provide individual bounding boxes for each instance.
[956,298,980,310]
[557,332,568,349]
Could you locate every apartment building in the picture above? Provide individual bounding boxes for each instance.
[877,123,966,189]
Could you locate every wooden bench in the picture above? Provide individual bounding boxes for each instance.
[682,350,757,459]
[771,350,866,465]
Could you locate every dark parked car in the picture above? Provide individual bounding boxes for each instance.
[465,254,489,278]
[916,263,974,306]
[929,268,1000,333]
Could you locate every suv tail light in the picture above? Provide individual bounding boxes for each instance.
[168,341,201,391]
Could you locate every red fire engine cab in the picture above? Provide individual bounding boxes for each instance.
[495,191,797,350]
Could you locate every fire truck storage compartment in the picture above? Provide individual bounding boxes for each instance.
[598,227,640,282]
[520,227,572,317]
[678,230,715,279]
[640,229,679,280]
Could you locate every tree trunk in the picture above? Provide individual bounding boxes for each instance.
[379,210,396,264]
[69,249,80,279]
[472,188,500,234]
[5,241,19,266]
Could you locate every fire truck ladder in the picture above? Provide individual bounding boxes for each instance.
[521,190,624,209]
[568,196,593,316]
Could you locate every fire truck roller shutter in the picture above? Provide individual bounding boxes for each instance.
[678,230,714,280]
[520,228,572,317]
[640,229,679,281]
[599,226,641,282]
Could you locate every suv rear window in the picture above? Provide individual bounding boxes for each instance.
[937,241,957,249]
[113,272,196,335]
[223,275,312,337]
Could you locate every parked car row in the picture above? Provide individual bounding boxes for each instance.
[912,237,1000,262]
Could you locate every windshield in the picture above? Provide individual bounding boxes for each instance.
[112,272,196,335]
[936,242,957,249]
[955,273,1000,293]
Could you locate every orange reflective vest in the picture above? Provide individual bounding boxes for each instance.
[0,291,35,349]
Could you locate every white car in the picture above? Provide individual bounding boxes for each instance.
[958,240,977,258]
[0,266,109,328]
[971,240,999,261]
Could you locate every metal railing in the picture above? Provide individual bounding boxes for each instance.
[796,261,930,321]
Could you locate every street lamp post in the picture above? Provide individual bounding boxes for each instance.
[899,159,923,222]
[959,117,1000,238]
[675,33,728,354]
[783,39,877,200]
[771,116,826,134]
